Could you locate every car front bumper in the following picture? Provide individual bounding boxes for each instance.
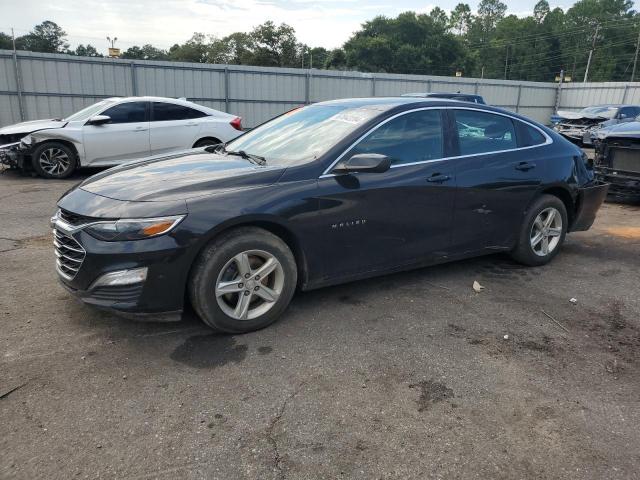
[595,167,640,198]
[570,181,609,231]
[52,215,192,321]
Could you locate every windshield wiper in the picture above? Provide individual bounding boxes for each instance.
[205,144,266,165]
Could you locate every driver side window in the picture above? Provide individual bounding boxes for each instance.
[350,109,444,166]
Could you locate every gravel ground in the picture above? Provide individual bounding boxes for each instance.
[1,168,639,479]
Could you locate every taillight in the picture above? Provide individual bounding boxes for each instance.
[230,117,242,131]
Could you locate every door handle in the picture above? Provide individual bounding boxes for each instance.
[134,128,148,132]
[515,161,536,171]
[186,123,198,127]
[427,173,451,183]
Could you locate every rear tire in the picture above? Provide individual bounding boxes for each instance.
[31,142,78,179]
[189,227,297,333]
[510,194,568,266]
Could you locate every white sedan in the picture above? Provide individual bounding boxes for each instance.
[0,96,244,178]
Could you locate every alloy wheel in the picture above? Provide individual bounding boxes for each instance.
[215,249,284,320]
[530,207,563,256]
[39,148,71,176]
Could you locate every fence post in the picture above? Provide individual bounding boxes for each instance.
[12,51,25,122]
[427,79,432,92]
[224,66,230,113]
[305,70,311,104]
[371,74,376,97]
[555,71,564,113]
[622,83,629,103]
[515,85,522,113]
[130,62,137,96]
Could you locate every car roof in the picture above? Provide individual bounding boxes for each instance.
[102,96,230,115]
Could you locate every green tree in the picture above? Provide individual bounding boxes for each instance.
[69,44,102,57]
[250,21,299,67]
[325,48,347,69]
[20,21,69,53]
[449,3,473,35]
[168,33,209,63]
[533,0,551,23]
[0,32,13,50]
[122,44,168,60]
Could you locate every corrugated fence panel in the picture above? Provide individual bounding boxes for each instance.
[559,83,627,110]
[0,94,20,126]
[0,56,17,91]
[135,64,224,99]
[22,95,108,121]
[310,74,373,102]
[7,49,640,129]
[374,78,426,96]
[230,71,305,101]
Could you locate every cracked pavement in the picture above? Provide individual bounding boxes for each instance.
[1,169,640,479]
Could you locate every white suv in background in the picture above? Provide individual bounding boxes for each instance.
[0,96,244,178]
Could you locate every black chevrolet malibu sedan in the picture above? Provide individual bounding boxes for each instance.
[53,98,608,333]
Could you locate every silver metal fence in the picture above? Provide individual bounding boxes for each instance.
[2,49,637,129]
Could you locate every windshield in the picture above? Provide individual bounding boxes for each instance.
[65,99,118,122]
[225,104,382,165]
[579,106,618,119]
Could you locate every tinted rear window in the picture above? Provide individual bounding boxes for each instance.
[152,103,208,121]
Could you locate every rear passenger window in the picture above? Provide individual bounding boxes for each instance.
[518,121,547,147]
[152,103,208,121]
[454,110,517,155]
[350,109,443,165]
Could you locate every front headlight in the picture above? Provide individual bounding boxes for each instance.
[85,215,185,241]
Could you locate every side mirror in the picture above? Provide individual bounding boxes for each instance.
[86,115,111,126]
[332,153,391,174]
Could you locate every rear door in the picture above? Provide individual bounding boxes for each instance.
[149,102,209,155]
[451,108,549,252]
[82,101,150,165]
[315,108,457,278]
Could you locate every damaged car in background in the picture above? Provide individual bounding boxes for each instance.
[0,96,243,179]
[552,105,640,147]
[593,120,640,199]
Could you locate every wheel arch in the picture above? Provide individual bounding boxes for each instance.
[32,138,81,164]
[189,216,309,291]
[538,185,576,228]
[192,136,222,148]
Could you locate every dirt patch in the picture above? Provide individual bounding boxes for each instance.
[604,226,640,239]
[170,335,248,369]
[409,380,454,412]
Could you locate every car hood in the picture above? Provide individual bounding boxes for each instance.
[79,150,286,202]
[596,120,640,140]
[556,110,608,121]
[0,118,67,136]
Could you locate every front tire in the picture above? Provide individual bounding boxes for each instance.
[510,194,568,266]
[31,142,78,179]
[189,227,297,333]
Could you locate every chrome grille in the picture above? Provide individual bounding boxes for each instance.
[53,228,86,280]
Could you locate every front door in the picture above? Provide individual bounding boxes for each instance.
[82,101,150,165]
[315,108,457,280]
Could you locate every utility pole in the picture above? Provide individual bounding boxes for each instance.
[632,24,640,81]
[583,23,600,83]
[504,45,509,79]
[481,65,485,79]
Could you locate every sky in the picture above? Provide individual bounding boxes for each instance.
[1,0,580,52]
